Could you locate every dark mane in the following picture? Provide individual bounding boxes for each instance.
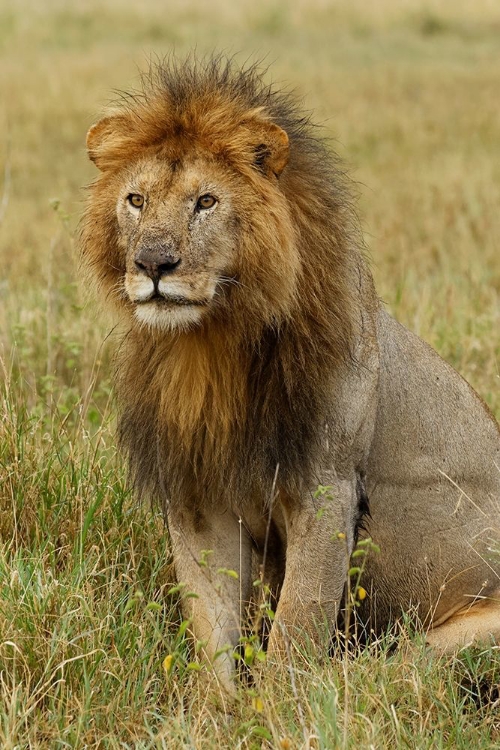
[81,55,372,513]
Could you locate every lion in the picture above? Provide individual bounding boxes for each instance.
[80,56,500,693]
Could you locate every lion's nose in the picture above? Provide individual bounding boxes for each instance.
[135,249,181,281]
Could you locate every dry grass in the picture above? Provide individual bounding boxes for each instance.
[1,0,499,746]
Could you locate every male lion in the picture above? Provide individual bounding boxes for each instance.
[80,56,500,692]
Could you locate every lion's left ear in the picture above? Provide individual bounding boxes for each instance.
[86,114,129,170]
[245,117,289,177]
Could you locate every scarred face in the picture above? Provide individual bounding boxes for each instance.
[116,155,242,332]
[82,106,298,335]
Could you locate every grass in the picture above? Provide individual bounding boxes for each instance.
[1,0,500,746]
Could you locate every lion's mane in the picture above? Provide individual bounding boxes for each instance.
[80,56,369,512]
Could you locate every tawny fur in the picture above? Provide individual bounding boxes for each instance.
[80,56,500,693]
[80,57,363,508]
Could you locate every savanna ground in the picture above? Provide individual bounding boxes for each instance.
[1,0,500,746]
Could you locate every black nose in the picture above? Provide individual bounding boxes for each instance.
[135,250,181,281]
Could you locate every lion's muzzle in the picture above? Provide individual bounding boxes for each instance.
[124,254,217,331]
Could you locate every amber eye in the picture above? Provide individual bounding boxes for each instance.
[196,194,217,210]
[128,194,144,208]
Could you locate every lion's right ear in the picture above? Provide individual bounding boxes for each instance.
[241,111,290,178]
[86,115,129,170]
[249,120,289,178]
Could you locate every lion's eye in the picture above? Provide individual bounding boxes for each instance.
[128,194,145,208]
[196,194,217,210]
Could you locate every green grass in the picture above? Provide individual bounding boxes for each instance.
[1,0,500,746]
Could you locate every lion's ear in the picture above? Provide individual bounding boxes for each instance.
[86,115,129,170]
[247,119,289,177]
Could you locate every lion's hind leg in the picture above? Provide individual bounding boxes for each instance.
[426,593,500,654]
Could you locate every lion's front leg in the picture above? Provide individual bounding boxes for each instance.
[167,505,253,693]
[267,479,357,659]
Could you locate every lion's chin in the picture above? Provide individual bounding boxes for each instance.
[134,301,204,333]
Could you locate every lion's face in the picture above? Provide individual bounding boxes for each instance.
[116,154,241,332]
[83,104,301,335]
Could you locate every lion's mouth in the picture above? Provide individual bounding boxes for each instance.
[136,293,208,308]
[133,292,207,332]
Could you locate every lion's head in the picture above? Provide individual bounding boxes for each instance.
[82,61,302,335]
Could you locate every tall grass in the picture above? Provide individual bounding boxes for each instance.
[1,0,499,746]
